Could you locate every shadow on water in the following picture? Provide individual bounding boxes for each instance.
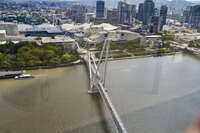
[90,94,111,133]
[124,89,200,133]
[152,57,162,95]
[65,94,116,133]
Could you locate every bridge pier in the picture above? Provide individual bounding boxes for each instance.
[88,67,100,94]
[88,86,99,94]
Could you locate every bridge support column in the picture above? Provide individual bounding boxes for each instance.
[87,52,99,94]
[88,85,99,94]
[88,72,100,94]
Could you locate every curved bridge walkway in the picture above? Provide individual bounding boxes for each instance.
[83,51,128,133]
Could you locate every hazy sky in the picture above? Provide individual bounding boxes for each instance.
[186,0,200,1]
[177,0,200,1]
[67,0,200,1]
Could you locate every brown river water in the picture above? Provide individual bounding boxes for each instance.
[0,54,200,133]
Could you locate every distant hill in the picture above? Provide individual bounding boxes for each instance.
[168,0,193,8]
[7,0,200,8]
[79,0,195,8]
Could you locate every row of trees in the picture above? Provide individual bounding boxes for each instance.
[0,16,46,25]
[96,40,146,51]
[0,41,80,69]
[189,40,200,48]
[162,34,175,41]
[155,32,175,41]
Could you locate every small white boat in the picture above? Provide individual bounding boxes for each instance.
[14,74,34,80]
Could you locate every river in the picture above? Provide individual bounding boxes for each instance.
[0,54,200,133]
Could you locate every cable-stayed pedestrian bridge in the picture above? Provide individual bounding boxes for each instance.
[83,39,128,133]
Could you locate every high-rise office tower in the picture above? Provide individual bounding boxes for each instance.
[189,5,200,30]
[137,3,144,21]
[154,8,159,16]
[160,5,168,30]
[183,6,191,23]
[107,9,120,25]
[118,1,136,24]
[150,16,161,33]
[128,4,136,23]
[96,0,105,18]
[143,0,155,26]
[118,1,128,24]
[71,5,87,23]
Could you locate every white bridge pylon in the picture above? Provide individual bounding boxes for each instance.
[84,39,128,133]
[88,39,110,93]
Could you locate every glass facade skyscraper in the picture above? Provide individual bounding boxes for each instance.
[96,0,105,18]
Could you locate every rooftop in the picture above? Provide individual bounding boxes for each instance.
[26,27,63,33]
[61,23,119,32]
[93,23,119,31]
[0,30,6,34]
[61,23,92,31]
[146,35,162,38]
[41,36,75,44]
[19,23,62,33]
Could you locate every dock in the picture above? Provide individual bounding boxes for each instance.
[0,71,24,79]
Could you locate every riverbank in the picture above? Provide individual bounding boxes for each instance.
[0,60,83,71]
[95,48,177,59]
[0,71,23,79]
[0,60,83,79]
[183,48,200,58]
[99,52,180,62]
[0,52,178,71]
[0,51,181,75]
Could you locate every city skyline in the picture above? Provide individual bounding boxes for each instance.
[1,0,200,133]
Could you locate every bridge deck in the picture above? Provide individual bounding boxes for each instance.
[83,52,128,133]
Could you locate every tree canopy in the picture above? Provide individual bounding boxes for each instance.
[0,41,80,69]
